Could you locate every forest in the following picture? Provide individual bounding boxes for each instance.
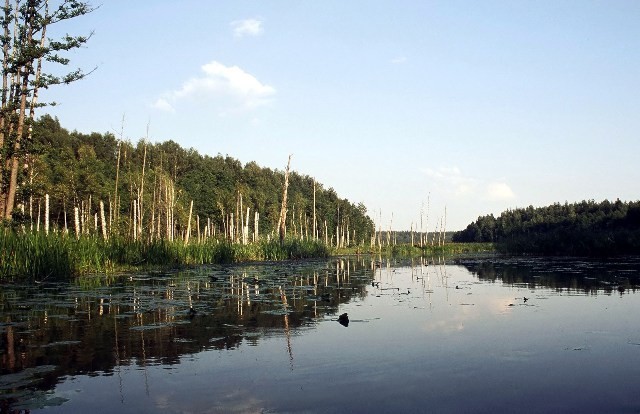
[452,199,640,255]
[7,115,375,247]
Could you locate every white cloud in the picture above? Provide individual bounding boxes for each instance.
[423,166,477,196]
[486,182,516,201]
[231,18,264,38]
[423,167,516,201]
[151,98,174,113]
[152,60,276,114]
[391,55,407,64]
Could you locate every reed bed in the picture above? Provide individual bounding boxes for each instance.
[332,242,494,257]
[1,226,485,281]
[0,229,331,280]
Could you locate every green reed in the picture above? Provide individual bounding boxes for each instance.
[0,229,332,280]
[333,242,494,257]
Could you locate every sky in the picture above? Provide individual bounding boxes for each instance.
[41,1,640,231]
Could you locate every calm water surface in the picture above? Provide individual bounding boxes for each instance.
[2,255,640,413]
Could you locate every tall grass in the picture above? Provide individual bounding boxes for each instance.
[0,229,331,280]
[1,227,486,281]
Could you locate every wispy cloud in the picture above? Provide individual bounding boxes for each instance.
[231,18,264,38]
[423,166,477,197]
[391,55,407,64]
[152,60,276,114]
[151,97,175,113]
[422,167,516,201]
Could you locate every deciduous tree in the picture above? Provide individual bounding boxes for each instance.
[0,0,93,219]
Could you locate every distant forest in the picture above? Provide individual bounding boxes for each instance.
[453,199,640,255]
[11,115,374,245]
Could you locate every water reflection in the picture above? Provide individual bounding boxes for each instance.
[455,255,640,294]
[1,258,379,410]
[2,255,640,413]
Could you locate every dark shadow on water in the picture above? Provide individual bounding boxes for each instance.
[454,255,640,295]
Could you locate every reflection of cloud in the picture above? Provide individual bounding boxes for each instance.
[152,60,275,114]
[488,296,520,314]
[422,318,465,334]
[422,167,515,201]
[155,388,268,413]
[231,18,264,38]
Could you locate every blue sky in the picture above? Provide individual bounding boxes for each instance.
[42,1,640,231]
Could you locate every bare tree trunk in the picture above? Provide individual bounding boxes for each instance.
[44,194,49,235]
[184,200,193,244]
[63,199,68,234]
[100,200,107,240]
[411,222,414,246]
[254,211,259,242]
[324,220,328,245]
[74,206,80,239]
[239,192,244,244]
[197,214,200,244]
[139,139,147,238]
[132,199,137,241]
[150,186,156,242]
[244,207,250,245]
[278,155,292,246]
[185,200,193,244]
[113,138,122,230]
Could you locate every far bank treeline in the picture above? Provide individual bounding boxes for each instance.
[453,199,640,255]
[8,115,374,246]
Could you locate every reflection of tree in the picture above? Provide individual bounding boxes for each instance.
[0,258,375,407]
[455,257,640,294]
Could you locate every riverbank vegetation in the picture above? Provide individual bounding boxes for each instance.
[6,116,374,246]
[452,199,640,255]
[0,115,379,280]
[1,224,489,280]
[0,230,332,280]
[1,115,483,280]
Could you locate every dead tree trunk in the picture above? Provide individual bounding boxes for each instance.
[278,155,292,246]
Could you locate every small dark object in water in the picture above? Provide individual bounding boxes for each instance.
[372,281,380,288]
[523,297,529,302]
[338,313,349,327]
[188,307,197,318]
[618,286,625,293]
[508,303,514,307]
[455,285,461,289]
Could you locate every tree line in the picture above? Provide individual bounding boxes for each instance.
[7,114,374,246]
[452,199,640,255]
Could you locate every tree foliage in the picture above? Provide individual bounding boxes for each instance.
[0,0,93,219]
[21,115,375,245]
[452,200,640,255]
